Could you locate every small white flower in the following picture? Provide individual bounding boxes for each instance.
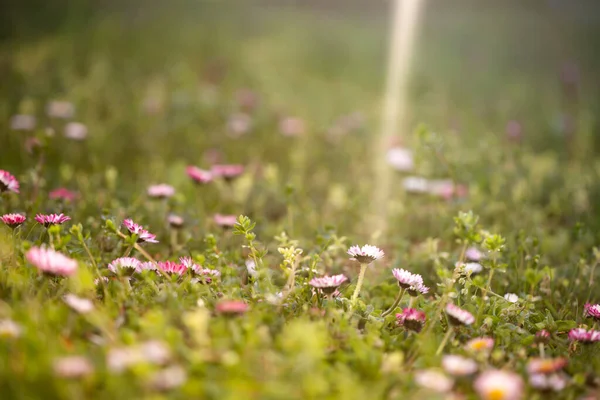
[529,373,568,392]
[63,294,94,314]
[246,259,258,277]
[442,355,478,376]
[150,365,187,390]
[465,247,484,261]
[386,147,414,172]
[10,114,36,131]
[402,176,429,193]
[53,356,94,379]
[504,293,519,303]
[47,101,75,119]
[347,244,384,264]
[474,370,524,400]
[0,319,22,338]
[64,122,88,140]
[414,369,454,393]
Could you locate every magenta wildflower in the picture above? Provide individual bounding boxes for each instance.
[213,214,237,228]
[26,247,78,276]
[186,166,213,184]
[445,303,475,326]
[568,328,600,343]
[49,188,78,202]
[147,184,175,199]
[216,300,249,315]
[157,261,188,276]
[211,164,244,181]
[35,213,71,227]
[396,308,426,333]
[1,213,26,228]
[347,244,384,265]
[122,219,158,243]
[309,274,348,294]
[108,257,142,276]
[584,303,600,320]
[0,170,20,194]
[474,370,524,400]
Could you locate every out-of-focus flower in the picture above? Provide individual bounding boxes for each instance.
[504,293,519,303]
[396,308,426,333]
[186,166,213,184]
[442,355,478,377]
[348,245,384,265]
[122,219,158,243]
[211,164,244,181]
[53,356,94,379]
[1,213,26,228]
[215,300,249,315]
[64,122,88,140]
[529,373,568,392]
[25,137,42,155]
[35,213,71,227]
[568,328,600,343]
[535,329,551,343]
[26,247,78,276]
[213,214,237,228]
[47,101,75,119]
[235,88,259,112]
[147,184,175,199]
[428,180,468,200]
[0,319,22,338]
[414,369,454,393]
[584,303,600,320]
[94,276,110,285]
[465,337,495,353]
[445,303,475,326]
[506,120,522,141]
[107,341,171,373]
[63,294,94,314]
[227,113,253,137]
[526,358,567,375]
[180,257,220,282]
[473,370,524,400]
[279,116,305,137]
[246,259,257,277]
[560,61,580,86]
[456,261,483,276]
[10,114,36,131]
[49,188,78,202]
[309,274,348,294]
[402,176,429,193]
[0,170,20,193]
[386,147,414,172]
[108,257,142,276]
[167,214,184,229]
[149,365,187,391]
[465,247,484,261]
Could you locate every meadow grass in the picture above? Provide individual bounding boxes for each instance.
[1,3,600,399]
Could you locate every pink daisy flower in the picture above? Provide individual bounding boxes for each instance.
[35,213,71,227]
[108,257,142,276]
[215,300,249,315]
[347,244,384,265]
[529,373,568,392]
[1,213,26,228]
[147,184,175,199]
[179,257,220,282]
[445,303,475,326]
[167,214,184,229]
[442,355,478,377]
[396,308,426,333]
[122,219,158,243]
[26,247,78,276]
[584,303,600,320]
[186,166,213,184]
[474,370,524,400]
[527,358,567,375]
[535,329,551,343]
[157,261,188,276]
[0,170,20,193]
[391,268,429,295]
[210,164,244,181]
[309,274,348,294]
[465,337,495,352]
[568,328,600,343]
[49,188,78,202]
[63,294,94,314]
[213,214,237,228]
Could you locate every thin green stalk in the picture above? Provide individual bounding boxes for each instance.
[381,287,405,317]
[435,327,454,356]
[350,264,368,310]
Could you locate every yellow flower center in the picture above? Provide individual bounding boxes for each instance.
[487,388,506,400]
[472,340,487,350]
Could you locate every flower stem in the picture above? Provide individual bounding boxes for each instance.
[381,287,405,317]
[351,264,368,309]
[435,327,454,356]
